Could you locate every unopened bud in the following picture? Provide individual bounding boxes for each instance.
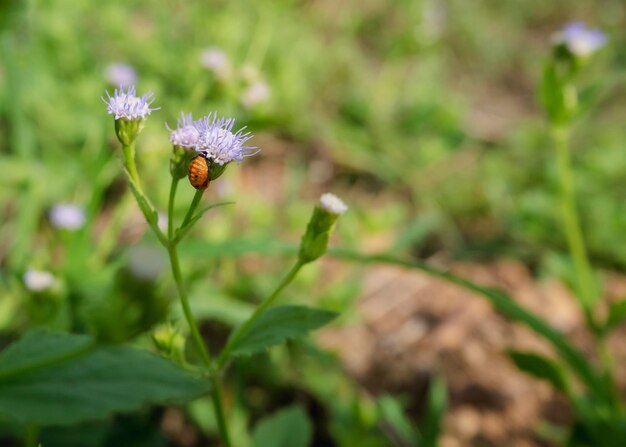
[152,323,186,362]
[298,193,347,264]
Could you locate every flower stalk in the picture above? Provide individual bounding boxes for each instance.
[552,126,597,316]
[105,85,345,446]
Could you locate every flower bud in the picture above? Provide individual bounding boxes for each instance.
[298,193,347,264]
[115,118,145,146]
[170,145,196,180]
[152,323,186,362]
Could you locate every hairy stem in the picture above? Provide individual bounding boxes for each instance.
[123,142,141,190]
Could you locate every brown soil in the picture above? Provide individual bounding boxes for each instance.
[319,259,626,446]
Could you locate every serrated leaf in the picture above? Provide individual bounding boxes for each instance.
[0,329,208,426]
[604,300,626,334]
[225,305,337,358]
[508,350,568,393]
[252,405,312,447]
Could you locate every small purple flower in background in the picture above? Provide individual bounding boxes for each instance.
[193,113,258,165]
[320,193,348,215]
[105,62,137,87]
[102,85,158,121]
[49,203,86,230]
[169,113,200,148]
[555,22,607,57]
[240,80,270,109]
[23,269,55,292]
[200,47,233,80]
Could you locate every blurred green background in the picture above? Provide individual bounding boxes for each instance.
[0,0,625,445]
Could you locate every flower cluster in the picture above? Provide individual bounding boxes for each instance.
[103,86,158,121]
[169,113,200,148]
[169,112,258,166]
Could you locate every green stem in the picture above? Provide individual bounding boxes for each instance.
[24,424,38,447]
[168,178,179,241]
[123,142,141,190]
[217,260,304,370]
[167,243,213,369]
[210,372,232,447]
[166,239,231,446]
[552,126,597,324]
[181,189,205,229]
[164,178,231,445]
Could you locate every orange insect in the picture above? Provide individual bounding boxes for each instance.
[188,153,211,190]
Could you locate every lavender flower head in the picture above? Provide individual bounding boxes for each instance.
[193,113,258,165]
[103,85,158,121]
[169,113,200,148]
[105,62,137,87]
[49,203,86,230]
[555,22,607,57]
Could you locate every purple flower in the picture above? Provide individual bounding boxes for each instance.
[105,63,137,87]
[193,113,258,165]
[168,113,200,148]
[102,85,158,121]
[49,203,86,230]
[556,22,607,57]
[200,48,233,80]
[240,80,270,109]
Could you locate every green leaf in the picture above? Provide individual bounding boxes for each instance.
[252,405,312,447]
[508,350,568,393]
[225,305,337,358]
[377,396,419,447]
[420,376,447,447]
[0,329,208,426]
[604,300,626,334]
